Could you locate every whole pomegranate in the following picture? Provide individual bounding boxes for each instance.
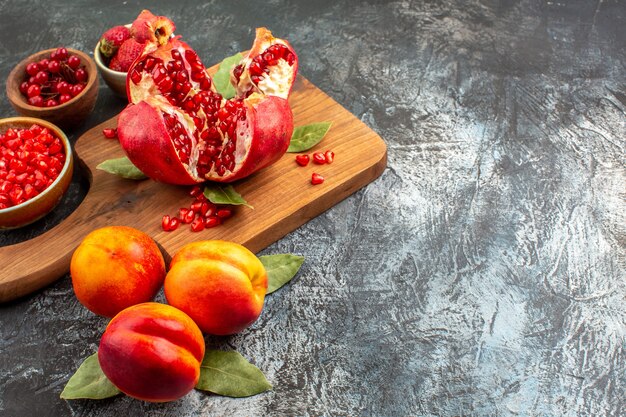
[117,27,298,184]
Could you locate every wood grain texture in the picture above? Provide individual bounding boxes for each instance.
[0,74,387,302]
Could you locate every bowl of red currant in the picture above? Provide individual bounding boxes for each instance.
[0,117,73,229]
[5,47,98,129]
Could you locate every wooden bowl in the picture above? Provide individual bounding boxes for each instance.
[5,48,98,130]
[0,117,74,229]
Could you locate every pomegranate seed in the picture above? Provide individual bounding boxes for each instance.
[184,209,195,224]
[190,201,203,213]
[313,152,327,165]
[216,208,232,219]
[102,128,117,139]
[295,154,310,166]
[169,217,180,230]
[311,173,324,185]
[190,216,204,232]
[189,185,202,197]
[324,150,335,164]
[162,215,172,231]
[204,216,221,228]
[179,207,189,219]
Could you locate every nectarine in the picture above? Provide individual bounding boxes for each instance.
[70,226,166,317]
[98,302,205,402]
[164,240,268,335]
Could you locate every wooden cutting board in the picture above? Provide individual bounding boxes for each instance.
[0,74,387,303]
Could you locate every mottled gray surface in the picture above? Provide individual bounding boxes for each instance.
[1,0,624,416]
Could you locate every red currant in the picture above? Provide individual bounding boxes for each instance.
[67,55,80,69]
[45,99,59,107]
[48,60,60,73]
[55,47,68,60]
[28,96,44,107]
[26,84,41,98]
[71,84,84,97]
[34,71,49,84]
[59,94,72,104]
[75,68,87,82]
[26,62,40,76]
[19,82,29,95]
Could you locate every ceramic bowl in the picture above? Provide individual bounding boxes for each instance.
[0,117,74,229]
[94,24,130,98]
[6,48,98,130]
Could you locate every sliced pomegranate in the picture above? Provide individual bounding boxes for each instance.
[118,28,296,185]
[231,27,298,99]
[131,9,176,45]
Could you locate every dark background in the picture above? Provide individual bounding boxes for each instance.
[1,0,624,416]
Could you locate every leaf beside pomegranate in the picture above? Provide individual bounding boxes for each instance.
[213,52,244,99]
[203,184,252,208]
[287,122,332,152]
[96,157,147,180]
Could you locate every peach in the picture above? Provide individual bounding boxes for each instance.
[70,226,165,317]
[164,240,268,335]
[98,302,205,402]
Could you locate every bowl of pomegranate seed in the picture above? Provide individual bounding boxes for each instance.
[0,117,74,229]
[5,47,98,130]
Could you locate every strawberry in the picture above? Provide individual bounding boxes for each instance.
[99,25,131,58]
[109,38,144,72]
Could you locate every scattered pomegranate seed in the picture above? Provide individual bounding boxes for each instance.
[159,186,238,232]
[190,216,204,232]
[295,154,310,166]
[102,128,117,139]
[183,209,195,224]
[216,208,232,219]
[169,217,180,230]
[161,214,172,231]
[204,216,221,228]
[312,152,326,165]
[311,173,324,185]
[190,201,203,213]
[324,150,334,164]
[189,185,202,197]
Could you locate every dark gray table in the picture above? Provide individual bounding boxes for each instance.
[1,1,624,416]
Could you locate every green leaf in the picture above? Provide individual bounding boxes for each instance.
[203,184,253,208]
[287,122,332,153]
[96,157,147,180]
[260,254,305,294]
[60,353,121,400]
[213,52,244,99]
[196,350,272,397]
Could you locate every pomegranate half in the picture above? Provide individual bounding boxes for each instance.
[117,27,298,184]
